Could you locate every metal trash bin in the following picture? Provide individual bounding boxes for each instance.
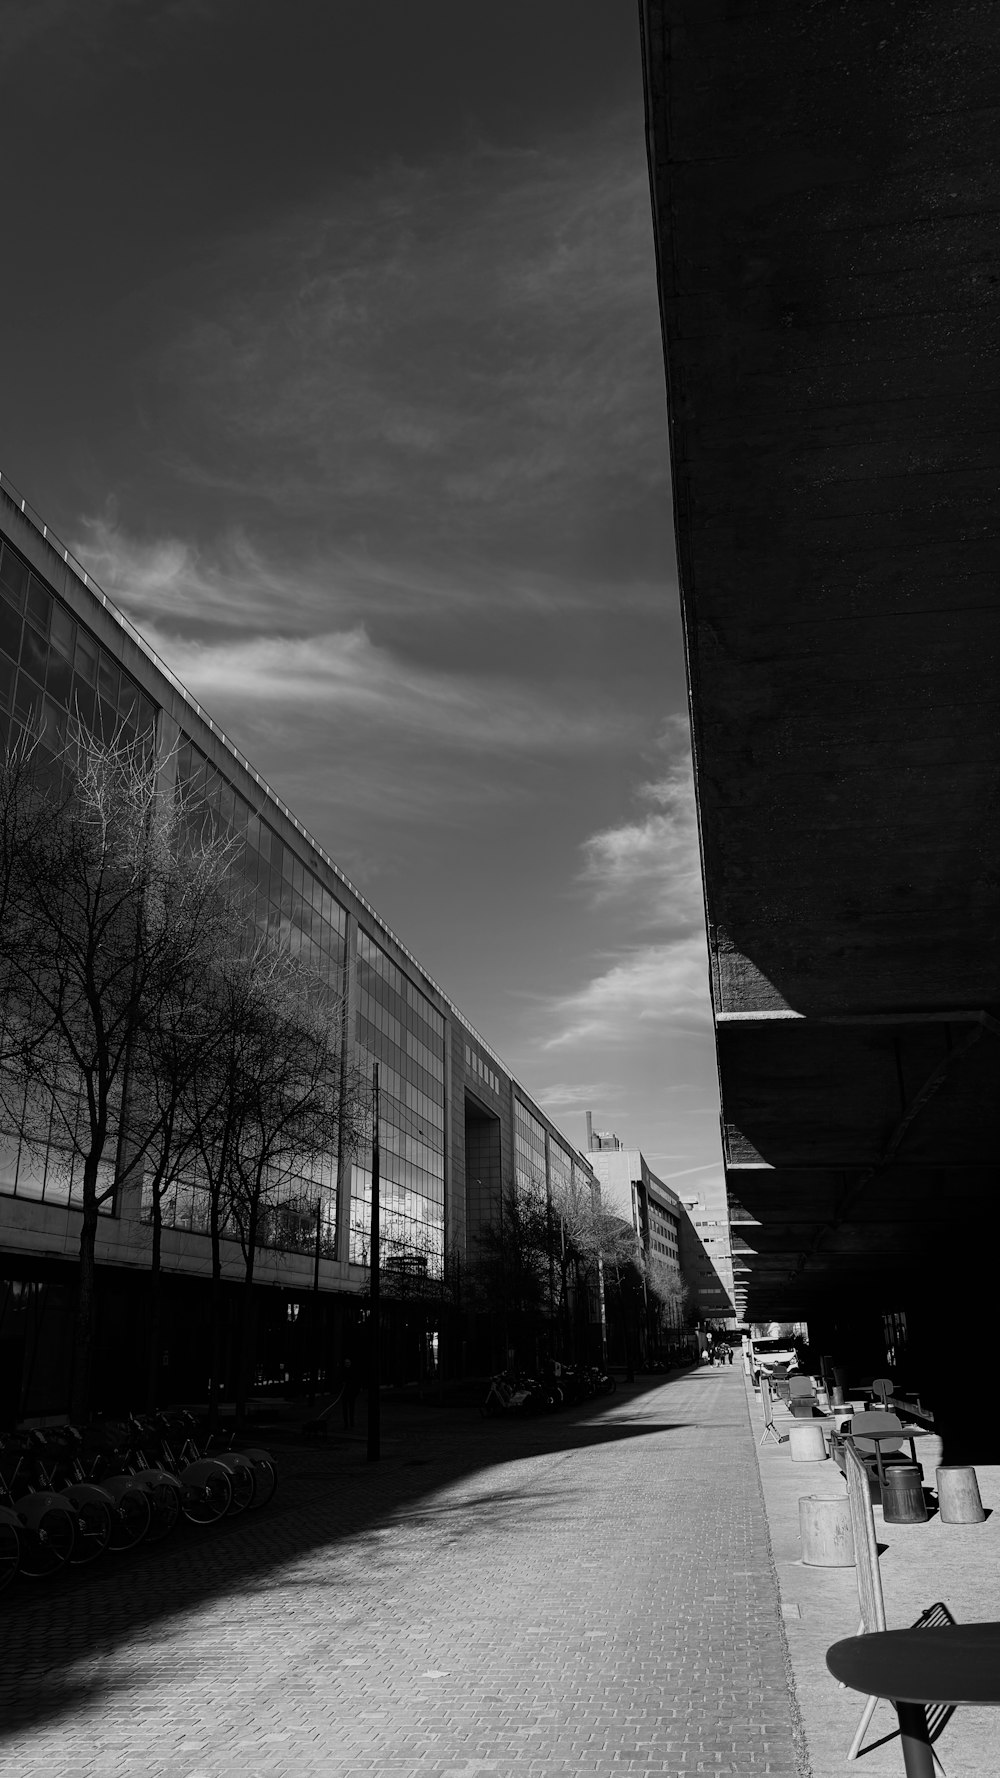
[881,1461,928,1524]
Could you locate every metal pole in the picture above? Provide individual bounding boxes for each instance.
[367,1064,380,1462]
[309,1198,322,1407]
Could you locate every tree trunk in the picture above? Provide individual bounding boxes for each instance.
[234,1205,258,1424]
[207,1185,224,1431]
[146,1181,163,1411]
[71,1147,105,1424]
[71,1199,100,1423]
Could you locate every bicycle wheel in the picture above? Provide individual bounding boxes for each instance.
[0,1518,21,1592]
[602,1374,617,1395]
[18,1505,76,1578]
[142,1479,181,1543]
[180,1461,232,1525]
[231,1446,276,1510]
[220,1458,255,1515]
[247,1456,276,1510]
[107,1485,151,1552]
[67,1496,113,1566]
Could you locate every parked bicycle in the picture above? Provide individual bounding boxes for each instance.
[0,1434,77,1579]
[122,1414,233,1524]
[19,1430,116,1565]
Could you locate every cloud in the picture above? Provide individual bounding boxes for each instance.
[527,720,713,1054]
[542,935,712,1049]
[72,513,666,639]
[135,619,630,756]
[580,715,703,931]
[145,110,667,580]
[530,1081,618,1110]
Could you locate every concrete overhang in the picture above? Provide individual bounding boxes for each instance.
[640,2,1000,1329]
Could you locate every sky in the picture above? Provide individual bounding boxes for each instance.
[0,0,723,1198]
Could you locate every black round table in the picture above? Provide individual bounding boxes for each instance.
[827,1623,1000,1776]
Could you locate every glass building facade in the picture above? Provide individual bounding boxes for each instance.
[351,932,446,1273]
[0,539,156,762]
[514,1099,548,1197]
[0,485,603,1325]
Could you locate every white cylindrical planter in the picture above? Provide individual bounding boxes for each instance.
[789,1420,828,1462]
[799,1495,855,1567]
[936,1465,986,1524]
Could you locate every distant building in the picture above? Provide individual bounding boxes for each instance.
[583,1116,690,1343]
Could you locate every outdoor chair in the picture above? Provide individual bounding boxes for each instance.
[831,1411,919,1503]
[788,1375,817,1417]
[840,1442,954,1767]
[871,1376,894,1405]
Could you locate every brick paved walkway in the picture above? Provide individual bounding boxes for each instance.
[0,1369,808,1777]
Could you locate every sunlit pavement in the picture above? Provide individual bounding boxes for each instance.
[749,1375,1000,1777]
[0,1370,807,1777]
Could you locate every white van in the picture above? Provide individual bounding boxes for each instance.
[750,1335,799,1377]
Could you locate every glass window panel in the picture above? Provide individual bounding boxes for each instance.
[45,651,73,707]
[0,596,23,662]
[0,653,15,709]
[13,672,43,725]
[42,696,68,754]
[96,651,119,706]
[49,603,74,658]
[19,623,48,683]
[74,630,98,686]
[25,576,52,636]
[137,694,156,735]
[0,547,28,608]
[117,676,140,722]
[70,678,97,732]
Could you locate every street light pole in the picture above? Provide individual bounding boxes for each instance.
[309,1197,322,1407]
[367,1063,381,1462]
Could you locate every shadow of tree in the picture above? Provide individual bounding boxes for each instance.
[0,1373,702,1741]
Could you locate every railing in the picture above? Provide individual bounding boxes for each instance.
[0,468,586,1158]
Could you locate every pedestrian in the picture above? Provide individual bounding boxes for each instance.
[727,1345,733,1366]
[340,1357,361,1431]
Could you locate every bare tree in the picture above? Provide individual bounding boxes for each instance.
[584,1204,645,1381]
[645,1254,690,1349]
[468,1175,551,1370]
[0,721,240,1421]
[184,936,364,1424]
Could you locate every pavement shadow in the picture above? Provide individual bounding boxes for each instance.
[0,1369,722,1741]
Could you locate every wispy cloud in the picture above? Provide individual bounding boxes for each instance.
[531,1081,618,1111]
[580,715,702,931]
[530,720,712,1052]
[73,513,666,640]
[144,110,667,584]
[135,619,632,757]
[541,935,712,1049]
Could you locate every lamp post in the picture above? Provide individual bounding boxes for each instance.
[367,1063,381,1462]
[309,1197,322,1407]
